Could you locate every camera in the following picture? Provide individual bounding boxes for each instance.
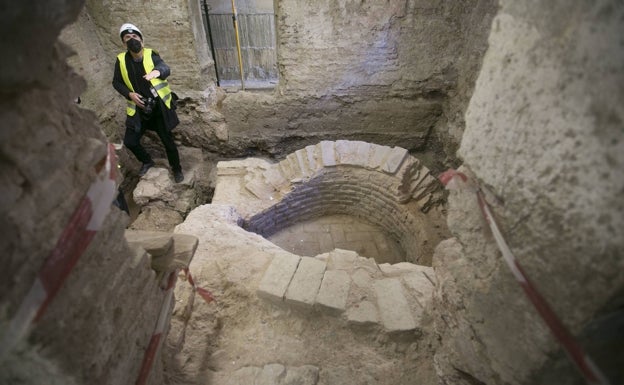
[141,96,156,115]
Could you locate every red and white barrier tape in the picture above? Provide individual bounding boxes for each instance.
[135,270,179,385]
[135,269,215,385]
[0,143,118,358]
[438,169,611,385]
[184,268,216,304]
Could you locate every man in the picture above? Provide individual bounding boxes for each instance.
[112,23,184,183]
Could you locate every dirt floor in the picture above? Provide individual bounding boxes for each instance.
[163,272,438,385]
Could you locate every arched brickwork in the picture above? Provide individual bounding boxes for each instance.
[213,140,449,265]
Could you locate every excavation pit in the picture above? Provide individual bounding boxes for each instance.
[212,140,450,266]
[268,214,405,264]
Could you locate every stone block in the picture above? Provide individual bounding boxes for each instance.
[327,248,358,270]
[245,178,276,200]
[216,160,247,176]
[381,146,408,174]
[285,257,327,307]
[354,257,380,275]
[334,140,367,167]
[402,271,434,310]
[279,157,298,181]
[319,140,337,167]
[351,268,374,288]
[316,270,351,314]
[374,278,416,331]
[294,149,311,177]
[257,253,301,303]
[418,266,437,285]
[124,230,173,257]
[169,234,199,270]
[354,141,373,167]
[151,234,198,273]
[286,153,304,179]
[346,300,378,326]
[305,144,322,173]
[368,144,391,170]
[263,166,289,190]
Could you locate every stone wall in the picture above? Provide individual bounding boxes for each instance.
[60,7,125,142]
[432,0,624,384]
[63,0,497,170]
[62,0,220,160]
[0,2,171,384]
[220,0,498,161]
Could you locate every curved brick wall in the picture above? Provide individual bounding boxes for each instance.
[213,141,450,265]
[245,169,431,263]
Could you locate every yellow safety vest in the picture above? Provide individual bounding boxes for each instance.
[117,48,173,116]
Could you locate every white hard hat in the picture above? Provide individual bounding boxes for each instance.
[119,23,143,40]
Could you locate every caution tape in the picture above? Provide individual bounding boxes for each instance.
[184,268,216,304]
[0,143,118,358]
[135,270,178,385]
[135,269,215,385]
[438,168,611,385]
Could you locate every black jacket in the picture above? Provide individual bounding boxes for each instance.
[112,49,179,131]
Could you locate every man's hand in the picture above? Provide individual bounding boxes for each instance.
[129,92,145,108]
[143,70,160,81]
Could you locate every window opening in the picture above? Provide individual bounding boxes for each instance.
[201,0,278,90]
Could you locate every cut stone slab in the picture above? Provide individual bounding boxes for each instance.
[319,140,337,167]
[351,268,374,288]
[305,145,321,172]
[294,149,312,178]
[346,300,378,326]
[369,144,392,169]
[258,253,301,303]
[402,271,435,308]
[326,249,358,271]
[381,146,408,174]
[245,178,276,200]
[167,234,199,271]
[263,166,289,190]
[124,230,198,273]
[374,278,416,332]
[285,257,327,307]
[354,257,380,275]
[124,230,173,258]
[316,270,351,314]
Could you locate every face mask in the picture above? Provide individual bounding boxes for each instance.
[127,38,142,53]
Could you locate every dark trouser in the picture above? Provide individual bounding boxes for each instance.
[123,114,181,172]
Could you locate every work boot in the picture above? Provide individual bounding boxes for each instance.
[173,170,184,183]
[138,161,155,176]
